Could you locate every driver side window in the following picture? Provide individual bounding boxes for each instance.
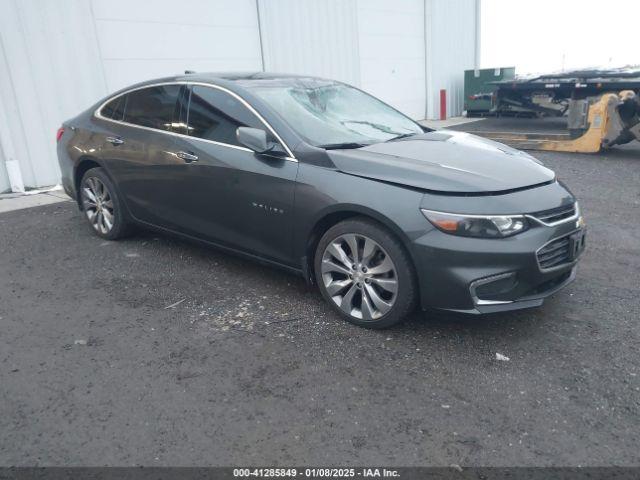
[187,86,277,148]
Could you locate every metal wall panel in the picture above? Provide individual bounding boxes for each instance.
[425,0,479,119]
[257,0,360,86]
[0,0,106,189]
[92,0,263,91]
[0,0,263,189]
[0,0,478,189]
[357,0,426,119]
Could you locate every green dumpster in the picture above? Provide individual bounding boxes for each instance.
[464,67,515,116]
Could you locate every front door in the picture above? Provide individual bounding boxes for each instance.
[164,84,299,265]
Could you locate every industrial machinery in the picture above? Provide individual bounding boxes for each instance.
[472,68,640,153]
[493,68,640,116]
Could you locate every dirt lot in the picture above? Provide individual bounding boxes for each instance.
[1,134,639,466]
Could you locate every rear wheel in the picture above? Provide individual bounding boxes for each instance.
[314,218,417,328]
[80,167,131,240]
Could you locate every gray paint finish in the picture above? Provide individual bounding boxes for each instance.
[330,131,554,193]
[57,73,584,316]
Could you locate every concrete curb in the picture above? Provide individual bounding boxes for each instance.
[0,191,71,214]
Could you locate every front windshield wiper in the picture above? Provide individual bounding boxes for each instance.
[318,142,370,150]
[386,132,418,142]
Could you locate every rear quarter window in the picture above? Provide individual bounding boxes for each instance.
[100,95,125,120]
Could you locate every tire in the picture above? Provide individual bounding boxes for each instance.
[314,217,417,329]
[79,167,132,240]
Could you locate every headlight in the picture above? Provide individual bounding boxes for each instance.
[421,209,529,238]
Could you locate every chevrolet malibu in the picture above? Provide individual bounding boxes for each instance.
[57,73,586,328]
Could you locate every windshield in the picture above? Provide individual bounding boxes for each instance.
[242,78,424,148]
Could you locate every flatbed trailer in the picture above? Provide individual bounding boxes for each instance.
[492,67,640,117]
[471,68,640,153]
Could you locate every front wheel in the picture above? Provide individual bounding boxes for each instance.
[314,218,417,329]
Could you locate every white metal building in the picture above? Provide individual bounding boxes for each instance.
[0,0,480,193]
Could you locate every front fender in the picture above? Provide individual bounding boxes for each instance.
[292,164,429,275]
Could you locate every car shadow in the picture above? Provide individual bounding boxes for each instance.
[127,227,555,344]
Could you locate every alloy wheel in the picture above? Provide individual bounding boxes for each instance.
[321,233,398,321]
[82,177,114,235]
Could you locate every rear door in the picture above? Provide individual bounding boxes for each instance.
[167,84,299,265]
[96,84,185,225]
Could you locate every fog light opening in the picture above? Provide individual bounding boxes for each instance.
[470,272,517,306]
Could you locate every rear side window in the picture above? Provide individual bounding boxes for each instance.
[100,95,125,120]
[122,85,181,131]
[187,86,274,146]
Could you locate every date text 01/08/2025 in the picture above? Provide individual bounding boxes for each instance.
[232,468,400,478]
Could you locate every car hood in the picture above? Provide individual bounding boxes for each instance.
[327,130,555,193]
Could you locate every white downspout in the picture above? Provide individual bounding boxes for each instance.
[255,0,266,72]
[0,94,25,193]
[424,0,433,120]
[475,0,482,71]
[0,29,25,193]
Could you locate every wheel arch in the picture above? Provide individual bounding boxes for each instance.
[302,204,419,285]
[73,156,105,208]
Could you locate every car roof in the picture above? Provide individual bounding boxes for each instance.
[186,72,315,81]
[101,72,341,107]
[128,71,335,88]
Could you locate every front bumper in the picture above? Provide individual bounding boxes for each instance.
[412,218,585,314]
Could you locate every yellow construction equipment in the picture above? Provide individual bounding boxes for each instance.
[472,91,640,154]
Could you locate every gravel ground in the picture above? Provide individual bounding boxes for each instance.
[0,145,639,466]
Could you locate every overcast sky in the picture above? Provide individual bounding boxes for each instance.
[481,0,638,75]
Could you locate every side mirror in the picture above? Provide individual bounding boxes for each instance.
[236,127,273,154]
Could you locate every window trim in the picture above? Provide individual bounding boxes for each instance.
[94,81,297,161]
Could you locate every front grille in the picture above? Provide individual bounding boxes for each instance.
[537,235,572,269]
[530,203,576,225]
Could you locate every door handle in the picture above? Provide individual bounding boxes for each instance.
[106,136,124,146]
[176,151,199,163]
